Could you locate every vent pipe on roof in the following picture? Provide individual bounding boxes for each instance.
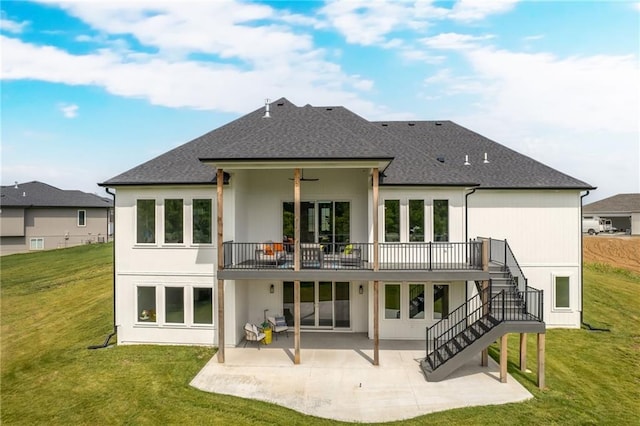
[263,98,271,119]
[14,181,18,189]
[464,155,470,166]
[22,191,26,197]
[483,152,490,164]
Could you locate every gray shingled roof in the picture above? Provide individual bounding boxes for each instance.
[0,181,112,208]
[584,194,640,214]
[101,98,592,189]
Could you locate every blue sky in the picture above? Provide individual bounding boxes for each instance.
[1,0,639,202]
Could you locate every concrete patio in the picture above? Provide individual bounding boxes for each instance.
[190,333,533,423]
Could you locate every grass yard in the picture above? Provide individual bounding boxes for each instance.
[2,243,639,424]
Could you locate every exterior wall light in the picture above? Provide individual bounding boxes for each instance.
[270,284,275,294]
[359,284,364,295]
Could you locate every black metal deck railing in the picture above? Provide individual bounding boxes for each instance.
[222,241,483,271]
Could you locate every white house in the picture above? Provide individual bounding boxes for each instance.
[100,98,592,381]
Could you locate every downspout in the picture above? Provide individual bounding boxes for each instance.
[88,187,117,349]
[579,190,610,332]
[464,187,477,311]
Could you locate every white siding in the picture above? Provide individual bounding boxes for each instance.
[468,189,583,327]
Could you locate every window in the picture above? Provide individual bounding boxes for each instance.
[193,199,212,244]
[433,284,449,319]
[164,199,183,244]
[193,288,213,324]
[137,287,156,322]
[136,199,156,243]
[165,287,185,323]
[409,284,425,319]
[29,238,44,250]
[433,200,449,242]
[409,200,424,242]
[384,200,400,242]
[555,276,570,309]
[384,283,401,319]
[77,210,86,227]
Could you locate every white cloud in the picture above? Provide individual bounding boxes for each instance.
[0,17,29,33]
[448,0,519,22]
[58,103,79,118]
[421,33,495,50]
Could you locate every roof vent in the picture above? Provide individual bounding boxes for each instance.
[435,122,442,126]
[464,155,471,166]
[437,157,445,163]
[381,123,388,127]
[263,98,271,119]
[22,191,26,197]
[483,152,490,164]
[325,108,333,111]
[408,122,415,126]
[14,181,18,189]
[277,101,285,106]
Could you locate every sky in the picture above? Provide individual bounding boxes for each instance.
[1,0,639,203]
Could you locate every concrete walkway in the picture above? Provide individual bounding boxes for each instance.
[190,335,532,423]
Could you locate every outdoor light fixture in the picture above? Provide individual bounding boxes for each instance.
[359,284,364,295]
[270,284,275,294]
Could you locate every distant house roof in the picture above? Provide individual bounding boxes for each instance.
[584,194,640,214]
[0,181,113,208]
[101,97,592,190]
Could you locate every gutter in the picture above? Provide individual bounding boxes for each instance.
[579,190,610,332]
[88,187,117,349]
[464,187,478,314]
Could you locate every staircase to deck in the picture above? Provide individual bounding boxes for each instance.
[421,238,545,382]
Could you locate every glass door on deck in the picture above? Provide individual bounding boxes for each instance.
[300,281,315,326]
[283,281,350,329]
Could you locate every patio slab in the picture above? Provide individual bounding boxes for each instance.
[190,333,533,423]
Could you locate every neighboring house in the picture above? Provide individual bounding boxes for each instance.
[0,181,113,256]
[101,98,592,381]
[583,193,640,235]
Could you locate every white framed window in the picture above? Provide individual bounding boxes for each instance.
[409,283,426,319]
[553,275,571,309]
[192,199,212,244]
[136,284,214,327]
[77,210,86,227]
[433,283,449,319]
[193,287,213,324]
[29,238,44,250]
[164,199,184,244]
[384,200,400,242]
[137,286,157,323]
[384,283,401,319]
[136,199,156,244]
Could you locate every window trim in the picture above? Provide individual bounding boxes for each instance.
[433,283,450,320]
[383,199,400,242]
[77,209,87,227]
[136,285,158,325]
[192,198,213,245]
[552,274,572,311]
[163,198,185,245]
[383,282,402,319]
[135,199,157,245]
[408,283,426,320]
[29,237,44,250]
[432,199,449,242]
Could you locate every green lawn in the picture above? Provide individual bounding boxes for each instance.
[2,244,639,424]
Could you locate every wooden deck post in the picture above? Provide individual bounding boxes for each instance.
[481,238,490,366]
[520,333,527,372]
[293,168,301,365]
[372,168,379,366]
[537,333,546,389]
[500,333,508,383]
[216,168,225,363]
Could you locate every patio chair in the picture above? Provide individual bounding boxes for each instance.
[255,242,286,265]
[243,323,266,349]
[267,315,289,340]
[339,245,361,267]
[300,243,324,268]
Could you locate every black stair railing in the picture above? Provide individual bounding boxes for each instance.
[425,286,493,370]
[425,285,545,372]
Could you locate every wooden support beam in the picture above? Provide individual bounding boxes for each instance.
[216,168,225,363]
[481,238,489,366]
[500,334,508,383]
[520,333,528,372]
[372,168,379,366]
[537,333,546,389]
[293,168,301,364]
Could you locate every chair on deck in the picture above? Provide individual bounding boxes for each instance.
[267,315,289,340]
[255,242,286,265]
[243,323,266,349]
[339,244,362,267]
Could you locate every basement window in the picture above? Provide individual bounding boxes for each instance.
[29,237,44,250]
[554,276,570,309]
[433,284,449,319]
[384,283,401,319]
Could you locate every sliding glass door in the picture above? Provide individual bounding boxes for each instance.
[283,201,350,252]
[283,281,350,329]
